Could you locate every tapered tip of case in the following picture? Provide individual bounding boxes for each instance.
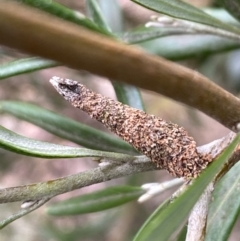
[49,76,61,88]
[50,76,81,101]
[50,76,79,86]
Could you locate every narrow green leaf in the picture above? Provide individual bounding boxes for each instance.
[123,8,240,44]
[0,57,58,80]
[0,101,137,154]
[111,81,145,110]
[17,0,113,36]
[47,186,144,215]
[46,213,115,240]
[0,125,134,160]
[139,35,240,60]
[132,0,240,34]
[133,134,240,241]
[204,8,240,25]
[123,26,192,44]
[176,224,188,241]
[86,0,112,32]
[206,162,240,241]
[88,0,145,110]
[98,0,123,33]
[218,0,240,22]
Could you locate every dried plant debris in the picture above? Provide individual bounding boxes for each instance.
[50,76,212,179]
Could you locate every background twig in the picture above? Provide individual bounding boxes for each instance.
[0,197,51,229]
[186,132,236,240]
[0,156,156,203]
[186,183,214,241]
[0,132,236,204]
